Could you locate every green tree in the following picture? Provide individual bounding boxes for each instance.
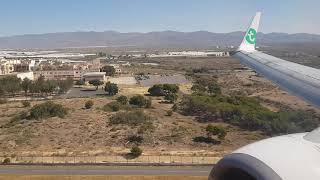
[21,78,32,95]
[75,80,85,86]
[104,82,119,96]
[148,84,179,96]
[89,79,104,90]
[101,65,116,76]
[148,84,165,96]
[116,95,128,105]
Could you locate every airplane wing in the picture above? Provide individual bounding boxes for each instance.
[209,12,320,180]
[233,12,320,107]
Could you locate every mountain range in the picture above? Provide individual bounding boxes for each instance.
[1,31,320,49]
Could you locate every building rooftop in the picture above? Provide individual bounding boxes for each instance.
[83,72,106,76]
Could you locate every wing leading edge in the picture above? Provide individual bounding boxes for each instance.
[234,12,320,107]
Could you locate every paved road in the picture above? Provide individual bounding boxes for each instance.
[0,166,212,176]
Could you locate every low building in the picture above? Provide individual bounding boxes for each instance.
[34,70,75,80]
[14,63,30,72]
[17,72,34,80]
[0,61,14,75]
[82,72,106,82]
[107,64,122,73]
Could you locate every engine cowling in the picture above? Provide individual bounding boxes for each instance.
[209,128,320,180]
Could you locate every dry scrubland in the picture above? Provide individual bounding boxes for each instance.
[0,95,259,157]
[0,56,319,158]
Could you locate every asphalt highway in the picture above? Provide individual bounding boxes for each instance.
[0,165,212,176]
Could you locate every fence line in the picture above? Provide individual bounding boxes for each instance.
[0,155,220,165]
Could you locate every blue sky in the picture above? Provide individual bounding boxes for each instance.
[0,0,319,36]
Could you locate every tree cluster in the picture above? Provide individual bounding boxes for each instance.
[181,74,319,135]
[0,76,73,97]
[180,94,319,135]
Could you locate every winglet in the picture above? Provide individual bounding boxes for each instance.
[238,12,261,52]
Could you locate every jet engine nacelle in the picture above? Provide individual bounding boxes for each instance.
[209,128,320,180]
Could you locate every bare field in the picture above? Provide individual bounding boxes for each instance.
[0,175,207,180]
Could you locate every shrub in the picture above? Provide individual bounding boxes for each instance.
[30,101,68,120]
[104,101,121,112]
[0,98,8,104]
[145,98,152,108]
[208,83,221,95]
[172,104,178,111]
[2,158,10,164]
[109,110,150,126]
[137,122,155,134]
[130,146,143,157]
[129,95,147,108]
[116,95,128,105]
[148,84,179,96]
[193,136,220,144]
[206,125,227,140]
[166,110,173,116]
[164,93,178,103]
[85,100,94,109]
[22,101,31,107]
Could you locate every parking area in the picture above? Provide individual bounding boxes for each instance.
[61,87,107,98]
[107,76,137,85]
[138,74,189,87]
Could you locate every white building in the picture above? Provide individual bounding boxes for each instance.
[83,72,106,82]
[17,72,34,81]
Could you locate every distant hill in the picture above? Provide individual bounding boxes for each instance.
[1,31,320,49]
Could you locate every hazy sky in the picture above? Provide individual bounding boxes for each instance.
[0,0,319,36]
